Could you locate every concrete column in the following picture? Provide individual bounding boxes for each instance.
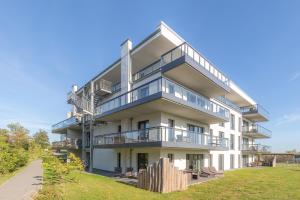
[121,39,132,94]
[71,85,78,115]
[89,81,94,172]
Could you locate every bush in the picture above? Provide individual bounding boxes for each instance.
[0,147,28,174]
[42,152,83,185]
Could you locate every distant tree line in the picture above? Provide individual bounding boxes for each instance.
[0,122,50,175]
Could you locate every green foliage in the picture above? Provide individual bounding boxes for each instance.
[7,123,30,150]
[33,130,50,149]
[0,146,28,174]
[35,185,63,200]
[42,152,83,185]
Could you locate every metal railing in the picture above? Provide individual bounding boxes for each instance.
[52,116,79,131]
[242,144,271,152]
[131,42,229,86]
[111,82,121,93]
[94,126,228,148]
[215,96,241,112]
[242,124,272,138]
[240,104,269,119]
[132,60,161,82]
[95,77,229,119]
[52,138,82,149]
[161,42,229,86]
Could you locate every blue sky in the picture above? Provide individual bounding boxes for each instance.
[0,0,299,152]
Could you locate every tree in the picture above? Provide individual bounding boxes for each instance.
[33,129,50,148]
[7,123,29,149]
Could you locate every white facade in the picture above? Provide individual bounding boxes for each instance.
[52,21,271,173]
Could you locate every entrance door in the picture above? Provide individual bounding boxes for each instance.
[168,119,175,141]
[137,153,148,171]
[138,121,149,141]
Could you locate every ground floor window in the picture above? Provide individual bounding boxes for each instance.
[167,153,174,163]
[238,155,241,168]
[230,154,235,169]
[208,154,213,167]
[218,154,224,171]
[117,152,121,168]
[243,155,249,167]
[137,153,148,171]
[186,154,204,171]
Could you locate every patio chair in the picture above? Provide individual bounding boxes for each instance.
[200,167,216,177]
[209,167,224,177]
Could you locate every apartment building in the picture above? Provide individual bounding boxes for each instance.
[52,22,271,173]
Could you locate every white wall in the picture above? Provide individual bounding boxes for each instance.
[93,149,117,171]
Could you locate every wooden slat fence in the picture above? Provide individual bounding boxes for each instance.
[137,158,188,193]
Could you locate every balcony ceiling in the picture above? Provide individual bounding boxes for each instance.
[52,125,81,134]
[131,34,177,74]
[96,97,228,124]
[162,58,230,98]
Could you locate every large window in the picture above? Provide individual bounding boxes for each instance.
[230,134,235,150]
[208,154,213,167]
[238,136,241,151]
[218,154,224,171]
[188,124,204,133]
[230,114,235,130]
[186,154,204,170]
[230,154,235,169]
[238,117,242,132]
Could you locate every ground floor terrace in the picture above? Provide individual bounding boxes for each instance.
[92,147,257,173]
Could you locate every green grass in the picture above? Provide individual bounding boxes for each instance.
[38,165,300,200]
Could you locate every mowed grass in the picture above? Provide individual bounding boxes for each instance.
[42,165,300,200]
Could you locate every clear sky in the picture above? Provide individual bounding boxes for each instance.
[0,0,299,152]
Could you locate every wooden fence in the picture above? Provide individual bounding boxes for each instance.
[137,158,188,193]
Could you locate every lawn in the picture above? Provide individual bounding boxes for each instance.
[38,164,300,200]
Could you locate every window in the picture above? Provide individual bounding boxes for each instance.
[230,114,235,130]
[219,131,224,138]
[208,154,213,167]
[218,154,224,171]
[137,153,148,171]
[238,136,241,151]
[219,122,225,127]
[188,124,204,133]
[118,125,121,133]
[230,154,235,169]
[230,134,235,150]
[238,117,242,132]
[167,153,174,163]
[117,152,121,168]
[238,155,241,168]
[186,154,204,170]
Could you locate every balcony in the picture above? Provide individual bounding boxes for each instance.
[131,43,230,97]
[242,144,271,153]
[52,116,81,134]
[94,77,229,123]
[52,138,82,150]
[242,124,272,139]
[94,126,229,150]
[241,104,269,122]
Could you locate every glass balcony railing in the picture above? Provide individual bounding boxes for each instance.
[132,60,161,82]
[94,126,229,149]
[241,104,269,119]
[52,116,79,131]
[242,144,271,153]
[52,138,82,149]
[131,43,229,87]
[242,124,272,138]
[95,77,230,120]
[161,42,229,86]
